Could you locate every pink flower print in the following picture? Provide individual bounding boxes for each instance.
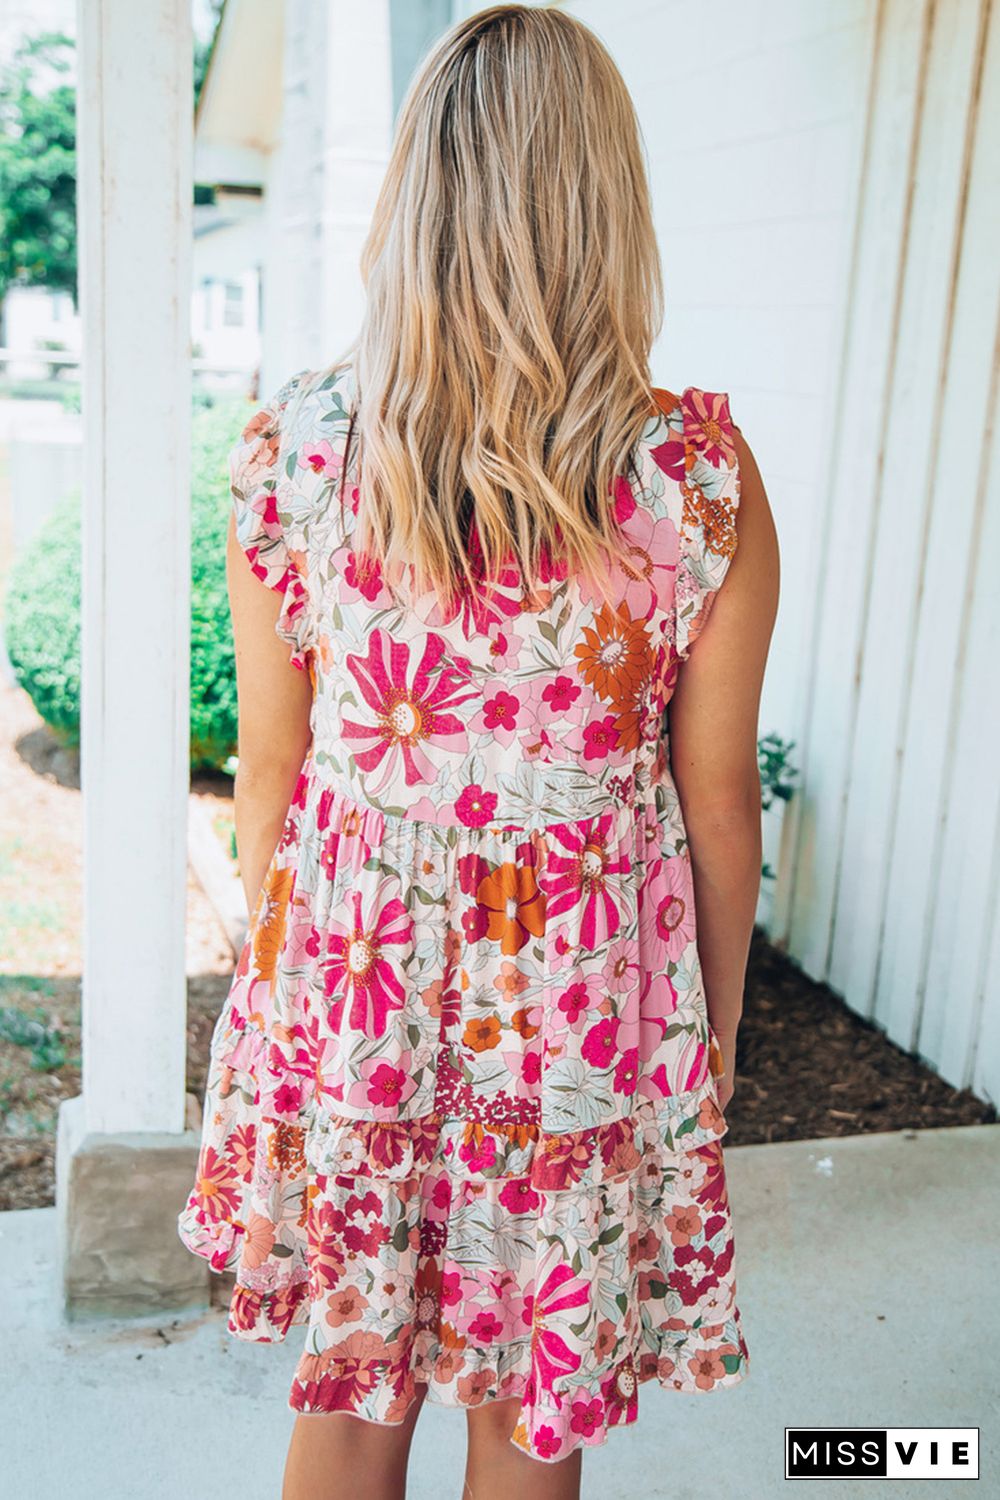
[615,506,679,620]
[529,1259,589,1389]
[498,1178,540,1214]
[298,438,342,478]
[324,885,413,1038]
[500,1048,541,1098]
[329,543,389,607]
[461,904,490,944]
[581,1016,621,1067]
[362,1061,417,1114]
[649,427,686,483]
[458,851,491,897]
[545,814,630,949]
[682,387,736,469]
[640,855,697,963]
[674,559,703,611]
[613,474,637,524]
[319,829,341,881]
[436,546,522,635]
[603,938,640,996]
[486,624,523,670]
[472,689,520,747]
[440,1269,462,1308]
[469,1309,504,1344]
[458,1132,497,1173]
[517,693,575,763]
[272,1080,303,1117]
[344,549,384,603]
[582,714,620,762]
[550,925,577,969]
[555,975,602,1032]
[455,783,498,828]
[570,1395,605,1439]
[532,1426,562,1460]
[619,966,679,1059]
[342,630,477,791]
[613,1047,640,1095]
[542,675,582,714]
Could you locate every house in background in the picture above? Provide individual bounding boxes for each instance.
[193,0,1000,1109]
[191,190,262,383]
[194,0,453,391]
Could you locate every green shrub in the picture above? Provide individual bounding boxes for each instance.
[189,398,246,767]
[3,397,248,770]
[3,486,81,744]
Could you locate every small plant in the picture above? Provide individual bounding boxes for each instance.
[0,1004,66,1071]
[758,732,798,880]
[758,732,798,811]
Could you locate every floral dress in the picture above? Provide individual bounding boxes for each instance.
[178,360,751,1464]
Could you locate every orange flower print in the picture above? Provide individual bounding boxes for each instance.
[251,864,294,981]
[239,405,281,476]
[573,601,651,704]
[681,477,738,561]
[476,861,546,955]
[239,1211,277,1270]
[463,1014,502,1052]
[324,1285,369,1328]
[493,960,530,999]
[665,1203,703,1247]
[687,1346,735,1391]
[435,1321,469,1381]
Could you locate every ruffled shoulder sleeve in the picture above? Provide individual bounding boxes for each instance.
[673,386,741,662]
[229,368,316,671]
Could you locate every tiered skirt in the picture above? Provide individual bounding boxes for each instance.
[178,754,749,1463]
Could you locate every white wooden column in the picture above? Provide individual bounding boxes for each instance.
[77,0,192,1136]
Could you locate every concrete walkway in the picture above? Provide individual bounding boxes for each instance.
[3,1123,997,1499]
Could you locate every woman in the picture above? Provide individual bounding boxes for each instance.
[179,6,778,1498]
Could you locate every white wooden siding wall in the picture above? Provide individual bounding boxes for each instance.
[558,0,999,1102]
[790,0,1000,1105]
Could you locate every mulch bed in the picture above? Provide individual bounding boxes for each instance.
[727,928,996,1145]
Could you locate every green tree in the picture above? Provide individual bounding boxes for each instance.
[0,31,76,309]
[194,0,226,108]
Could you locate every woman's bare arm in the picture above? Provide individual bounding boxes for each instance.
[227,512,313,914]
[667,427,779,1109]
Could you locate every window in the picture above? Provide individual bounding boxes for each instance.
[223,282,244,328]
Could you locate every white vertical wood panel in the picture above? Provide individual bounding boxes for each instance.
[923,346,1000,1092]
[786,0,930,975]
[972,821,1000,1102]
[77,0,192,1134]
[829,0,986,1012]
[878,0,1000,1075]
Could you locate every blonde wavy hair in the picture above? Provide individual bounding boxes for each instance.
[332,3,664,610]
